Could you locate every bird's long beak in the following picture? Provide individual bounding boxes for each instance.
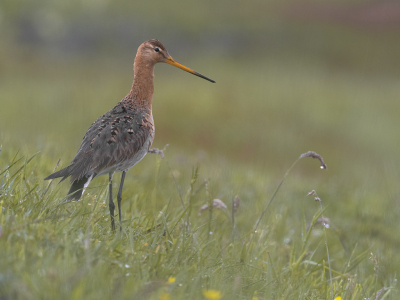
[165,56,215,83]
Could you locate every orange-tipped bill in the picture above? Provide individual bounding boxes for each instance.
[166,56,215,83]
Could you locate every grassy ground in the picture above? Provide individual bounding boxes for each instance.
[1,145,397,300]
[1,31,400,299]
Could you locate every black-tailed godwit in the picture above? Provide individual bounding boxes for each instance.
[44,39,215,231]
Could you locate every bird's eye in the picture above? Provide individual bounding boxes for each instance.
[154,48,160,53]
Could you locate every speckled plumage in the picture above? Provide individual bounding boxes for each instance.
[49,101,154,184]
[44,39,215,231]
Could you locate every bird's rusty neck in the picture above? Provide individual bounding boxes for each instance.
[127,56,156,111]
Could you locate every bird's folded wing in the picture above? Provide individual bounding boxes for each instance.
[66,106,153,182]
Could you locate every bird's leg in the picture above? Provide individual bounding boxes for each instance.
[148,144,168,159]
[117,171,126,232]
[108,173,115,231]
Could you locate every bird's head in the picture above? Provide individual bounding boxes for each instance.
[138,39,215,83]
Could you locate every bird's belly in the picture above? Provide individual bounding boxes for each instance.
[117,134,154,172]
[97,133,154,176]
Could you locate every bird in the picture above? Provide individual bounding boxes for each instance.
[44,39,215,231]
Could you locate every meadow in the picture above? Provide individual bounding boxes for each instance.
[1,1,400,299]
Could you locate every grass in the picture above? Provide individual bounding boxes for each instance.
[0,144,397,299]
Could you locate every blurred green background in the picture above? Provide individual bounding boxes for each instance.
[2,0,400,169]
[1,0,400,294]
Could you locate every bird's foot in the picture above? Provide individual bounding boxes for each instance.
[149,148,164,158]
[149,144,168,159]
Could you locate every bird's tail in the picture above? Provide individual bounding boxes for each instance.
[66,176,91,201]
[44,165,73,181]
[45,165,93,201]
